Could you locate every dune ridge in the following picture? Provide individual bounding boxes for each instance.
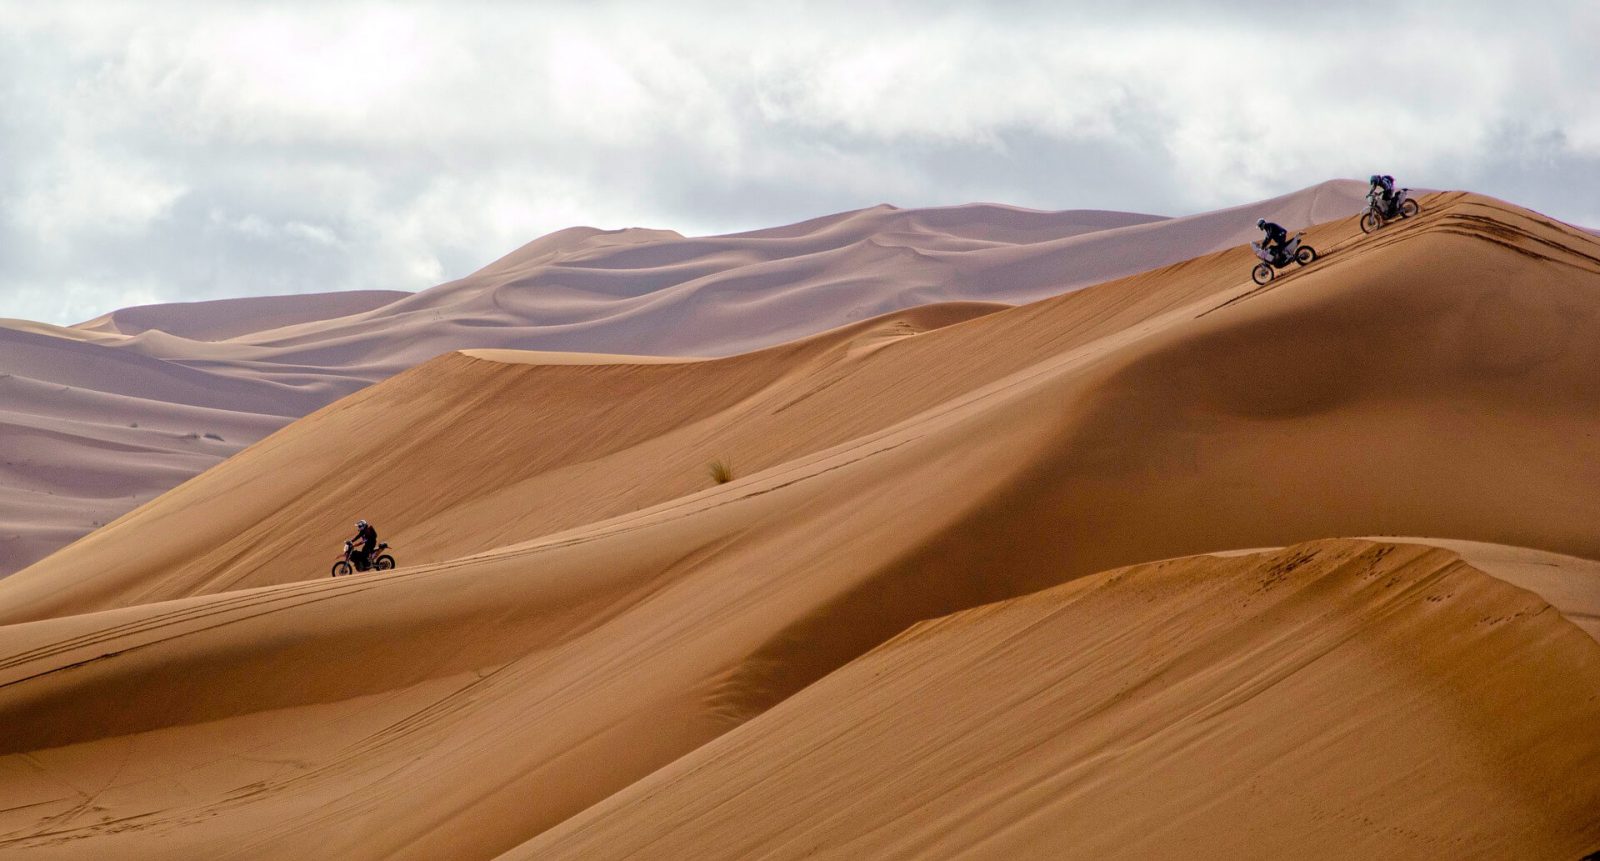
[514,540,1600,860]
[0,183,1365,575]
[0,188,1597,858]
[8,189,1600,618]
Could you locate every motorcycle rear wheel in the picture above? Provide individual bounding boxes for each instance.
[331,561,353,577]
[1251,263,1274,286]
[1295,246,1317,265]
[1399,199,1420,218]
[1360,212,1382,234]
[374,555,396,571]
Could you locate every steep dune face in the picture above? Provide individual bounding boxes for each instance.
[988,192,1600,577]
[0,185,1361,575]
[516,541,1600,860]
[0,190,1597,858]
[1423,538,1600,639]
[8,191,1600,622]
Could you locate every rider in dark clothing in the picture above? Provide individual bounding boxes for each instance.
[349,519,378,570]
[1370,174,1397,215]
[1257,218,1289,263]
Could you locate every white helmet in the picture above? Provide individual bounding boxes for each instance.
[356,519,368,529]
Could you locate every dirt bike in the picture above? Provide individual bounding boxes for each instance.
[1249,233,1317,285]
[1359,187,1420,233]
[331,540,396,577]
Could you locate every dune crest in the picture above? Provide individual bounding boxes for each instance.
[0,184,1364,575]
[0,186,1598,858]
[515,540,1600,859]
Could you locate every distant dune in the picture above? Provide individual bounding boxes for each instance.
[73,290,412,341]
[0,181,1367,575]
[0,188,1597,858]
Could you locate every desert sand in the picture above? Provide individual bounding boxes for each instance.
[0,181,1363,576]
[0,187,1597,859]
[516,540,1600,859]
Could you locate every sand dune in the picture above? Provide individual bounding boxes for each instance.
[72,290,411,341]
[0,183,1364,575]
[8,190,1600,617]
[516,540,1600,859]
[0,188,1597,859]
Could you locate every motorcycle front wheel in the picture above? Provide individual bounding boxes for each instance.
[1295,246,1317,265]
[331,561,353,577]
[1399,199,1420,218]
[1251,263,1274,285]
[1360,212,1382,234]
[374,555,396,571]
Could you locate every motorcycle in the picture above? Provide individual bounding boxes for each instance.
[1359,187,1420,233]
[331,540,396,577]
[1249,232,1318,285]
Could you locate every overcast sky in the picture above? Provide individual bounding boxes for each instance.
[2,2,1596,324]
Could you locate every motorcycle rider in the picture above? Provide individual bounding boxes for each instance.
[1257,218,1289,264]
[347,519,378,570]
[1370,174,1398,216]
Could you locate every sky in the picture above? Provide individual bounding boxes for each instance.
[1,1,1597,325]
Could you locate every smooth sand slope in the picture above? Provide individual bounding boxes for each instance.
[7,189,1600,617]
[73,290,411,341]
[0,183,1363,575]
[516,540,1600,860]
[0,190,1597,859]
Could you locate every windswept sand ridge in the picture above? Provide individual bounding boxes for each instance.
[1,189,1598,858]
[73,290,411,341]
[0,185,1362,576]
[1409,538,1600,639]
[514,540,1600,860]
[300,180,1365,365]
[0,301,1007,616]
[8,190,1600,621]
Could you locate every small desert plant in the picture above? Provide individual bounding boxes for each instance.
[707,458,734,484]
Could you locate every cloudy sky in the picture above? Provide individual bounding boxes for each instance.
[2,2,1596,324]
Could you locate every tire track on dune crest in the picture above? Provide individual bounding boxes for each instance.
[0,576,384,697]
[1202,192,1600,318]
[0,582,323,668]
[1436,215,1600,271]
[1200,191,1451,316]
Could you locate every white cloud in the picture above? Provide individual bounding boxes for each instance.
[10,148,186,240]
[0,1,1596,324]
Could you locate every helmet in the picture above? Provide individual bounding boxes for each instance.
[1370,175,1381,184]
[1256,218,1266,229]
[356,519,368,529]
